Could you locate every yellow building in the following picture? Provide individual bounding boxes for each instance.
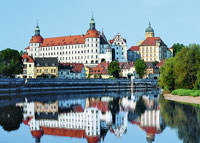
[35,57,58,78]
[139,23,169,62]
[22,53,35,78]
[85,66,92,78]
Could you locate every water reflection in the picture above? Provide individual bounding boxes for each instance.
[11,91,165,143]
[0,105,23,132]
[128,95,165,143]
[159,95,200,143]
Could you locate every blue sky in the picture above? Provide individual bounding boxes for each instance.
[0,0,200,51]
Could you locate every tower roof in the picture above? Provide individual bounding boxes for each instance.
[145,22,154,33]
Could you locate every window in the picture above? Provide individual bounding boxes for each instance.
[44,69,48,73]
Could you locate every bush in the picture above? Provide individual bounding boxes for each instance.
[171,89,200,97]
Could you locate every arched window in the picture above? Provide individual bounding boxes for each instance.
[86,61,88,64]
[95,60,98,64]
[91,60,94,64]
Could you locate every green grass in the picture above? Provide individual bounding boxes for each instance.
[171,89,200,97]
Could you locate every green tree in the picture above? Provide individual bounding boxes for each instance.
[19,50,24,56]
[194,71,200,89]
[108,61,120,78]
[159,44,200,91]
[172,43,184,57]
[159,57,175,91]
[174,45,200,89]
[0,48,23,77]
[135,60,146,79]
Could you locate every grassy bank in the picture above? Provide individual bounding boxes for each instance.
[171,89,200,97]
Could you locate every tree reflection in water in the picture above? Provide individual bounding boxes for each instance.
[159,95,200,143]
[0,105,23,132]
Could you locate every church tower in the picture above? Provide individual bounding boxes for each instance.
[145,22,154,39]
[89,14,95,30]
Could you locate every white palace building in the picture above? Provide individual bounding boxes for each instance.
[25,16,127,66]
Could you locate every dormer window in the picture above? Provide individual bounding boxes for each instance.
[45,63,48,66]
[37,63,40,66]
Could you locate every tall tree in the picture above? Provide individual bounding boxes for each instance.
[172,43,184,57]
[174,45,200,89]
[108,61,120,78]
[135,60,146,79]
[159,44,200,91]
[0,48,23,77]
[159,57,175,91]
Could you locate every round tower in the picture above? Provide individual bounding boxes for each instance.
[145,22,154,39]
[84,15,100,65]
[29,23,43,58]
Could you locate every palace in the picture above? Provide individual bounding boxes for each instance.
[25,16,127,66]
[128,23,172,62]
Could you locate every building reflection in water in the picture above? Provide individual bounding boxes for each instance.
[16,93,165,143]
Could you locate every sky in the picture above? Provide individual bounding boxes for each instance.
[0,0,200,51]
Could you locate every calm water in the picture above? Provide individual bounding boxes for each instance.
[0,89,199,143]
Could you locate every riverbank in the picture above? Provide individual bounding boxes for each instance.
[0,78,158,97]
[164,94,200,105]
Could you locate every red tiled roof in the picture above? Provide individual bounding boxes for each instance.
[41,127,85,138]
[156,60,165,67]
[140,37,164,46]
[25,46,30,50]
[90,67,104,74]
[60,63,84,73]
[109,39,114,44]
[30,35,44,43]
[119,62,134,69]
[129,46,140,51]
[169,47,173,49]
[97,62,109,69]
[84,29,100,38]
[22,53,34,63]
[40,35,85,47]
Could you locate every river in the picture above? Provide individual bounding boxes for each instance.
[0,88,199,143]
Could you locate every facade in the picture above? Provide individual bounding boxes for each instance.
[129,23,172,63]
[25,17,113,66]
[22,53,35,78]
[140,37,168,62]
[140,23,171,62]
[109,33,128,62]
[127,46,140,62]
[58,63,85,79]
[35,57,58,78]
[119,62,135,78]
[145,62,159,79]
[89,62,112,79]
